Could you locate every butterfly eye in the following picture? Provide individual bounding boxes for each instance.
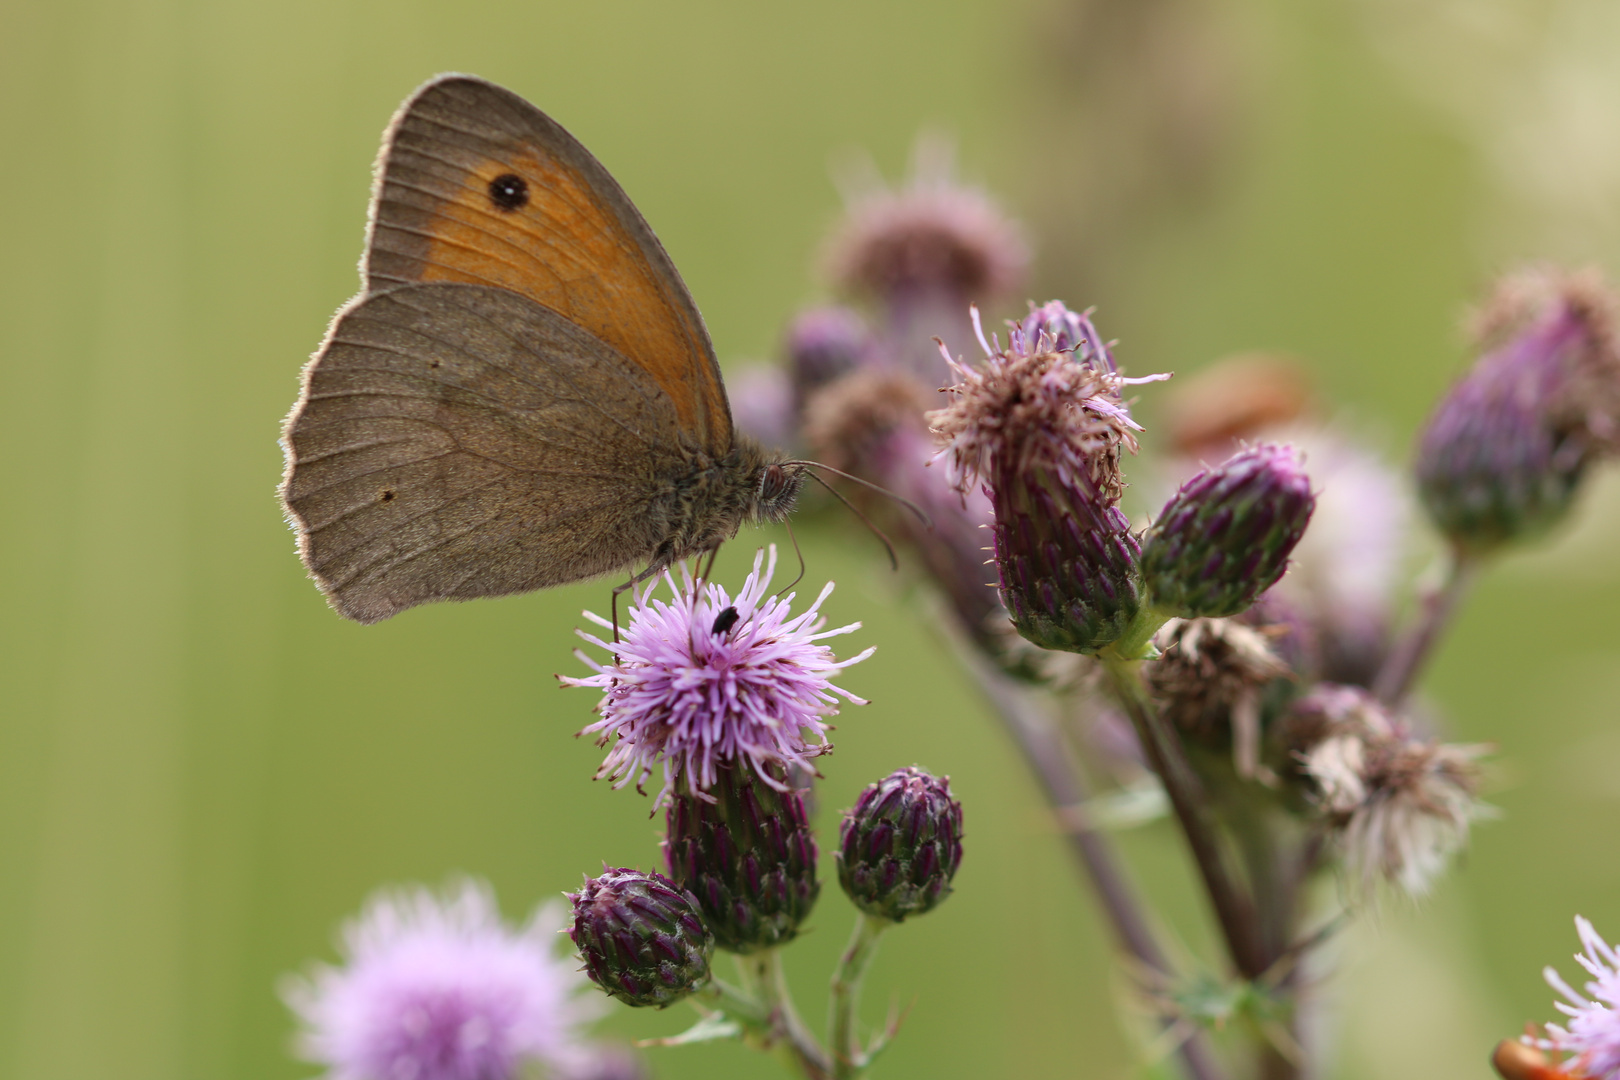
[758,464,789,502]
[711,606,740,635]
[487,172,529,211]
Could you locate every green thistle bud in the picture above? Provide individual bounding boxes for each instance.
[1141,444,1315,619]
[568,868,712,1008]
[663,763,820,954]
[837,767,964,922]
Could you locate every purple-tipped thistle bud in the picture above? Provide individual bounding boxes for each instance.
[836,767,964,922]
[930,304,1166,654]
[663,763,819,954]
[568,868,712,1008]
[1416,268,1620,556]
[1141,443,1315,619]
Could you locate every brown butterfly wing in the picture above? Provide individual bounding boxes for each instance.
[282,282,693,624]
[363,74,732,455]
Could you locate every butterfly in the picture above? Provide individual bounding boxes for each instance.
[280,75,804,624]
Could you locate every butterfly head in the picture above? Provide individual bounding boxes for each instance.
[754,461,807,524]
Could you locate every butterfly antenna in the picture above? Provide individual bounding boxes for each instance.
[773,518,808,599]
[802,468,902,571]
[784,461,934,530]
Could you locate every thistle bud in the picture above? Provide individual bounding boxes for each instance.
[836,767,963,922]
[663,763,819,954]
[1141,443,1315,619]
[568,868,712,1008]
[1416,268,1620,556]
[930,304,1165,654]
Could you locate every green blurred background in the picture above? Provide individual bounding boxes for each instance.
[4,0,1620,1077]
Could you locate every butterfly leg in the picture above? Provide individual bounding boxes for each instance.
[611,560,670,644]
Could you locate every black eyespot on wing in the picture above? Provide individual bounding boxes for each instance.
[711,606,740,635]
[488,173,529,211]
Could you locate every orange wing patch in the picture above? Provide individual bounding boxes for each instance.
[365,76,731,454]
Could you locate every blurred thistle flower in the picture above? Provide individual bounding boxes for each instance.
[802,367,1004,650]
[1538,917,1620,1079]
[824,136,1029,381]
[568,868,713,1009]
[664,761,820,954]
[726,364,797,452]
[930,303,1167,654]
[1291,685,1489,896]
[1417,266,1620,556]
[837,767,964,922]
[825,139,1028,308]
[1146,616,1293,781]
[786,305,877,412]
[281,880,602,1080]
[1141,443,1316,620]
[561,548,872,808]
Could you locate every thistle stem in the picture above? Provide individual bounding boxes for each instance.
[701,975,774,1028]
[1100,654,1269,981]
[1372,551,1478,707]
[750,950,834,1080]
[828,912,889,1078]
[958,639,1228,1080]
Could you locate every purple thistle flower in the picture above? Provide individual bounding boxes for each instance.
[561,548,872,808]
[929,303,1168,654]
[1541,917,1620,1079]
[281,880,602,1080]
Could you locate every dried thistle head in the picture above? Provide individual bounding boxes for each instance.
[1288,685,1490,897]
[1147,616,1292,781]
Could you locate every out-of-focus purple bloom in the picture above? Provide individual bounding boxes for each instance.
[929,304,1167,654]
[1541,917,1620,1079]
[825,155,1027,307]
[786,305,876,409]
[282,880,601,1080]
[726,364,797,451]
[1417,267,1620,555]
[824,140,1029,382]
[562,548,872,808]
[1140,443,1316,620]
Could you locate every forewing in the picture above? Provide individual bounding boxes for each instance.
[282,282,686,623]
[363,74,732,454]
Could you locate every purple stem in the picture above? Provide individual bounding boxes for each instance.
[1371,552,1478,707]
